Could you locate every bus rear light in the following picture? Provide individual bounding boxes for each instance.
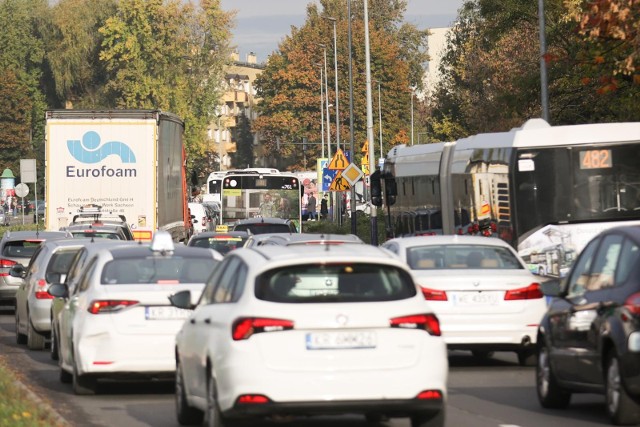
[88,300,139,314]
[416,390,443,400]
[390,314,441,336]
[232,317,294,340]
[35,291,54,300]
[420,287,447,301]
[504,283,543,300]
[236,394,270,405]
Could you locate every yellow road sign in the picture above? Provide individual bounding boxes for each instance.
[327,148,350,170]
[361,139,369,153]
[342,163,363,187]
[361,153,369,166]
[329,170,350,191]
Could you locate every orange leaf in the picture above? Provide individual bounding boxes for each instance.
[594,56,605,64]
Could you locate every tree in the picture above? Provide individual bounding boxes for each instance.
[0,0,47,191]
[39,0,117,108]
[253,0,424,170]
[99,0,234,176]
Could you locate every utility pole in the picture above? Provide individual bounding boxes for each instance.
[364,0,377,245]
[347,0,356,234]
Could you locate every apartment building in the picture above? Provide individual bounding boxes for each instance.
[210,51,265,170]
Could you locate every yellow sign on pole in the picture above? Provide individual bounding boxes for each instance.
[361,153,369,166]
[361,140,369,153]
[329,170,350,191]
[327,148,350,170]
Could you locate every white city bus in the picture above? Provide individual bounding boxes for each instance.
[382,119,640,276]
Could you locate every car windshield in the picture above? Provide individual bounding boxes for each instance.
[256,263,416,303]
[406,244,523,270]
[234,223,291,234]
[101,257,216,284]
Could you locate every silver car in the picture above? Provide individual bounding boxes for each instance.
[14,238,91,350]
[0,230,70,307]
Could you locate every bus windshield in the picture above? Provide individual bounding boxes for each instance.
[514,143,640,239]
[221,173,301,228]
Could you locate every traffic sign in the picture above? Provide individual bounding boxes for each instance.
[361,153,369,166]
[342,163,363,187]
[327,148,350,170]
[361,140,369,153]
[14,183,29,198]
[329,170,350,191]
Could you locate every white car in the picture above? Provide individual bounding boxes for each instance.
[189,202,216,235]
[382,235,546,365]
[171,242,447,426]
[13,238,90,350]
[49,232,222,395]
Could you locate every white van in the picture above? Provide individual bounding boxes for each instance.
[188,202,216,235]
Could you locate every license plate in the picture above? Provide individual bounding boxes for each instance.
[306,331,377,350]
[145,306,191,320]
[452,291,500,306]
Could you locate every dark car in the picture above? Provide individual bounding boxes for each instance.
[231,217,298,234]
[536,225,640,425]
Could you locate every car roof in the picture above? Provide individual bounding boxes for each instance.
[2,230,71,241]
[234,217,292,225]
[40,237,98,249]
[107,243,221,260]
[257,233,364,246]
[191,231,249,238]
[383,235,513,248]
[232,244,406,270]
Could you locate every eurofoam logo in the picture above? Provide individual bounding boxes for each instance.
[66,131,137,178]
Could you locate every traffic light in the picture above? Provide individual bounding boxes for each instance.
[384,175,397,206]
[370,170,383,207]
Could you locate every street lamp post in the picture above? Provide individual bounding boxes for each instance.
[377,80,383,160]
[538,0,550,122]
[324,16,340,222]
[216,113,224,171]
[317,64,325,158]
[410,86,415,146]
[317,44,332,162]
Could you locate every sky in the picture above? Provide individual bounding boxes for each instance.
[219,0,466,63]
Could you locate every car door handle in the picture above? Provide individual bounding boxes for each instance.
[204,318,211,324]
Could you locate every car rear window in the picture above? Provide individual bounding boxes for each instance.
[71,231,124,240]
[101,257,217,284]
[256,263,417,303]
[407,244,524,270]
[233,223,292,234]
[2,240,43,258]
[190,236,247,254]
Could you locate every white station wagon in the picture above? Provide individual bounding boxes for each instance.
[49,232,222,395]
[171,242,448,426]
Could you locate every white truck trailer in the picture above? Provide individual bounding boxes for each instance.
[44,110,189,242]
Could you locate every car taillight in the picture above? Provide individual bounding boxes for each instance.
[421,287,447,301]
[416,390,443,400]
[390,314,441,336]
[504,283,543,300]
[87,300,139,314]
[624,293,640,316]
[232,317,294,340]
[236,394,271,405]
[0,259,16,276]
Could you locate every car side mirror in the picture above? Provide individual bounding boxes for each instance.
[540,279,567,298]
[169,290,195,310]
[48,283,68,299]
[9,264,26,279]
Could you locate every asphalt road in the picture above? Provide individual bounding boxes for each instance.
[0,308,614,427]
